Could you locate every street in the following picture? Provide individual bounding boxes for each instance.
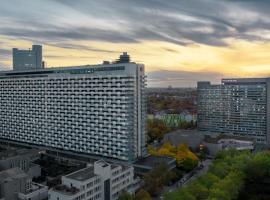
[158,159,212,199]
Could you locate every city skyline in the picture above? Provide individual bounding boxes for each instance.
[1,0,270,87]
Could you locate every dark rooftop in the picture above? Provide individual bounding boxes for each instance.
[204,134,254,144]
[163,129,205,148]
[53,185,79,195]
[66,166,95,181]
[0,148,39,160]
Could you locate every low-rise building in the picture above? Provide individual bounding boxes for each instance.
[49,160,137,200]
[163,129,204,150]
[203,134,254,156]
[18,182,48,200]
[0,167,48,200]
[0,148,41,178]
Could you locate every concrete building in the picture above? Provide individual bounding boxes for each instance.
[0,167,48,200]
[0,148,41,178]
[197,78,270,144]
[0,54,146,162]
[13,45,43,71]
[203,134,254,156]
[49,160,138,200]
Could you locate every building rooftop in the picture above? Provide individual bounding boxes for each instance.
[21,182,47,195]
[204,134,254,144]
[0,148,39,160]
[53,184,80,195]
[66,166,96,181]
[163,129,205,148]
[0,167,28,182]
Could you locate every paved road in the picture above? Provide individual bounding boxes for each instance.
[158,159,212,200]
[184,159,212,185]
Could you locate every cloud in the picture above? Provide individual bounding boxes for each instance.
[0,0,270,47]
[0,49,11,58]
[47,42,120,53]
[0,0,270,87]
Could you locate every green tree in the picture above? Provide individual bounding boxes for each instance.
[208,188,230,200]
[197,173,220,189]
[208,161,230,179]
[188,182,209,200]
[165,187,196,200]
[245,151,270,182]
[144,163,171,196]
[118,191,133,200]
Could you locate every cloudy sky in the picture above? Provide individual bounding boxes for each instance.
[1,0,270,87]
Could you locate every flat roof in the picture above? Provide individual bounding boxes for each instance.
[204,134,254,144]
[0,148,39,160]
[222,78,267,83]
[66,166,96,181]
[163,129,205,148]
[0,167,28,181]
[53,185,79,195]
[0,62,138,76]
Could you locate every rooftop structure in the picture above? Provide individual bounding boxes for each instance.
[0,167,28,181]
[116,52,130,63]
[0,167,48,200]
[66,166,95,182]
[0,148,39,160]
[18,182,48,200]
[0,168,30,200]
[49,160,137,200]
[0,148,41,178]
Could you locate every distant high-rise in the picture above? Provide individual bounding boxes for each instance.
[13,45,43,71]
[197,78,270,144]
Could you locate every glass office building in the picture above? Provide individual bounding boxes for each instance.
[0,62,146,161]
[197,78,270,144]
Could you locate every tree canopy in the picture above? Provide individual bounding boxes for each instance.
[165,149,270,200]
[148,142,199,171]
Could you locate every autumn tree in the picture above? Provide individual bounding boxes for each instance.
[134,189,151,200]
[148,142,199,171]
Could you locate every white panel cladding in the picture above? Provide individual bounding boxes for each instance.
[0,63,146,161]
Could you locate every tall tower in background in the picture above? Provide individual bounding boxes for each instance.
[12,45,43,71]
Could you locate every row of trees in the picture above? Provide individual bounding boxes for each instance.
[148,142,199,171]
[165,149,270,200]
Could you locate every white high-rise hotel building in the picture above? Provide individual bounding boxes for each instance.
[0,52,146,161]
